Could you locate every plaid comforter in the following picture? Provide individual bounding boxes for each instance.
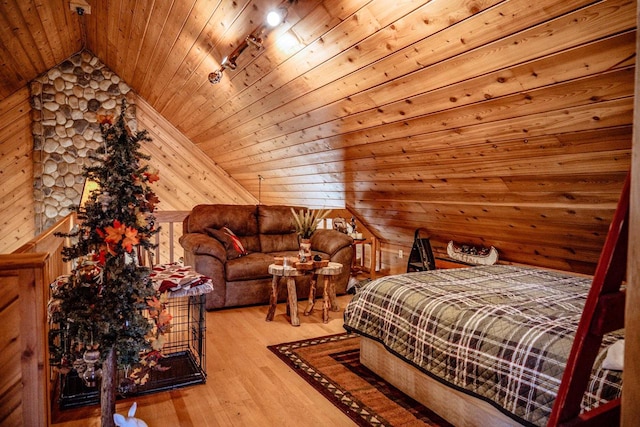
[343,265,623,427]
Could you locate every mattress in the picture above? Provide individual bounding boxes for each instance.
[343,265,623,426]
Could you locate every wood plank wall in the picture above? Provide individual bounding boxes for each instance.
[173,0,633,274]
[134,95,257,211]
[0,214,75,427]
[0,91,257,254]
[622,19,640,426]
[0,1,82,99]
[0,87,36,254]
[0,0,636,274]
[0,253,51,427]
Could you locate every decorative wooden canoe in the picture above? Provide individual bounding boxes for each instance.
[447,241,499,265]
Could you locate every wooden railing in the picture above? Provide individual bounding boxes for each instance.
[0,211,189,426]
[1,214,75,427]
[147,211,190,265]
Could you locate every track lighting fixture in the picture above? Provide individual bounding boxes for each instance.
[208,1,294,84]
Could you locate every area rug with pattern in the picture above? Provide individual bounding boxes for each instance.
[267,333,452,427]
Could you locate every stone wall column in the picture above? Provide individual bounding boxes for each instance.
[29,50,136,233]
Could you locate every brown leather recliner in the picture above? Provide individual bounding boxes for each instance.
[179,204,354,310]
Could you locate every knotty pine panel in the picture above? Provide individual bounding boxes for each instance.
[50,0,82,60]
[178,0,394,134]
[216,65,634,171]
[0,0,636,274]
[137,2,196,99]
[190,0,502,145]
[134,96,257,211]
[0,274,23,426]
[220,89,634,174]
[0,88,35,254]
[185,0,503,139]
[111,0,137,80]
[143,2,220,107]
[253,186,619,207]
[430,202,615,230]
[0,0,81,99]
[368,211,611,247]
[217,30,636,156]
[124,0,176,90]
[152,0,276,118]
[159,0,361,122]
[118,0,156,85]
[372,223,605,273]
[226,97,633,183]
[148,0,325,111]
[222,118,632,182]
[194,0,632,152]
[252,170,629,197]
[230,140,631,184]
[349,186,626,208]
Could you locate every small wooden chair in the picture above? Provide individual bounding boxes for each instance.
[407,228,436,272]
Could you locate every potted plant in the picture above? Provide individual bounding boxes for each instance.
[290,208,332,238]
[290,208,332,258]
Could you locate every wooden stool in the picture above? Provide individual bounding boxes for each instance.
[304,262,343,323]
[266,262,343,325]
[266,263,305,326]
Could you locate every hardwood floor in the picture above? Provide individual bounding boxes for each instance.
[52,294,357,426]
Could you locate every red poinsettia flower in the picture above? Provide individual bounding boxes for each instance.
[146,192,160,211]
[121,226,139,252]
[104,220,125,244]
[97,249,107,264]
[97,114,114,125]
[157,311,173,332]
[147,296,161,317]
[144,167,160,183]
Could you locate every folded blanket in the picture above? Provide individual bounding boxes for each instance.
[150,263,211,293]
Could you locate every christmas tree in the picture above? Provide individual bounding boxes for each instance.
[49,100,170,426]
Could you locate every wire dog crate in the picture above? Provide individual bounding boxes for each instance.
[51,292,207,409]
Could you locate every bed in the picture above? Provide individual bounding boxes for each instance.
[344,175,629,427]
[344,266,623,426]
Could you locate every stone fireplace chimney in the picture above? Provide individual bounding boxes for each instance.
[29,50,136,233]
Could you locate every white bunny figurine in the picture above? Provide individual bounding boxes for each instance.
[113,402,148,427]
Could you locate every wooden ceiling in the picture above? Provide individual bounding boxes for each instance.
[0,0,635,273]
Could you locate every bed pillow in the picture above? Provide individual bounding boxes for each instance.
[205,227,248,259]
[603,339,624,371]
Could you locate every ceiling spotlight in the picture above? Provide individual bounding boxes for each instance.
[267,10,284,27]
[70,0,92,14]
[208,69,224,84]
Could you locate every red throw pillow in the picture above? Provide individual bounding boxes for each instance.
[205,227,248,259]
[222,227,247,256]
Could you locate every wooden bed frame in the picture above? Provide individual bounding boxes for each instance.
[359,173,630,427]
[361,336,526,427]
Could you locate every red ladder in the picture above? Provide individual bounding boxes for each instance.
[547,172,630,427]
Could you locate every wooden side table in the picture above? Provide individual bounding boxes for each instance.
[265,262,343,326]
[266,264,304,326]
[304,262,343,323]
